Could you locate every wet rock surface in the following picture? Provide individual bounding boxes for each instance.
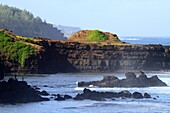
[74,88,151,101]
[54,94,72,101]
[78,72,167,87]
[0,78,49,104]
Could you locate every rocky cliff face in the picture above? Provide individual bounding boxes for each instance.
[1,29,170,74]
[10,40,170,73]
[50,42,170,72]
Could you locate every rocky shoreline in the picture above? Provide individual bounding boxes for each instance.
[0,77,155,104]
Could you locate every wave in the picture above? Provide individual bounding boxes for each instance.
[120,38,140,41]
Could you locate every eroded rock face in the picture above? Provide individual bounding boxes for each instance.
[78,72,167,87]
[74,88,151,101]
[0,78,49,103]
[1,29,170,74]
[51,42,170,73]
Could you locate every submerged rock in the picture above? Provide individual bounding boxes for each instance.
[54,94,72,101]
[39,90,50,96]
[78,72,167,87]
[0,78,49,104]
[74,88,150,101]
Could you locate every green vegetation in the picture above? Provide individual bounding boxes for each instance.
[0,31,36,67]
[16,36,36,44]
[87,30,108,41]
[0,4,65,40]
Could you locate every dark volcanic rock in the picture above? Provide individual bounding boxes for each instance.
[64,95,72,99]
[54,94,66,101]
[132,92,143,99]
[149,75,167,86]
[39,90,50,96]
[144,93,151,98]
[74,88,150,101]
[78,72,167,87]
[0,78,49,103]
[54,94,72,101]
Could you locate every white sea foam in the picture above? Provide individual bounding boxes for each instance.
[121,38,140,41]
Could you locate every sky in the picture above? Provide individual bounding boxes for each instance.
[0,0,170,37]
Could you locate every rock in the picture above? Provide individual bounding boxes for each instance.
[78,72,167,87]
[39,90,50,96]
[125,72,136,80]
[1,29,170,74]
[149,75,167,86]
[0,78,49,103]
[51,94,57,96]
[132,92,143,99]
[103,75,118,81]
[43,85,48,87]
[74,88,106,101]
[64,95,72,99]
[54,94,65,101]
[74,89,149,101]
[144,93,151,98]
[118,90,132,98]
[0,73,4,80]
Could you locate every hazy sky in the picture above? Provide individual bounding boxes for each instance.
[0,0,170,37]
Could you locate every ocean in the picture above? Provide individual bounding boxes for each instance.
[0,72,170,113]
[121,37,170,45]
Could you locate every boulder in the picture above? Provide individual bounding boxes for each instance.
[54,94,65,101]
[144,93,151,98]
[0,78,49,103]
[132,92,143,99]
[64,95,72,99]
[39,90,50,96]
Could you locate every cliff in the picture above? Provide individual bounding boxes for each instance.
[1,29,170,74]
[49,41,170,72]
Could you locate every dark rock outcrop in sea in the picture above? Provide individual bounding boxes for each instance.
[0,78,49,104]
[78,72,167,87]
[74,88,151,101]
[54,94,72,101]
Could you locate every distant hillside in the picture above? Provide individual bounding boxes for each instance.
[0,4,66,40]
[56,25,81,38]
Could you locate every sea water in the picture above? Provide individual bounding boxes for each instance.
[0,72,170,113]
[121,37,170,45]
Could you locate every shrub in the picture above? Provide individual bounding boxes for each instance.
[87,30,108,41]
[0,31,36,67]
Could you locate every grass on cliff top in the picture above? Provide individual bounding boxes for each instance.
[0,30,36,67]
[16,36,36,44]
[67,29,130,46]
[87,30,108,41]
